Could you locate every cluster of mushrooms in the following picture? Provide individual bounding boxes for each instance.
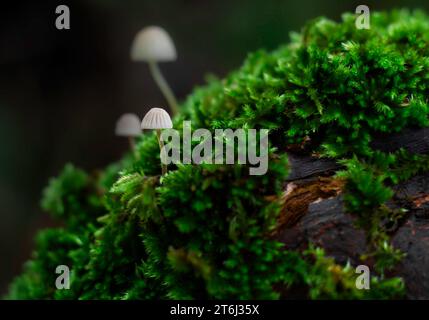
[115,26,177,175]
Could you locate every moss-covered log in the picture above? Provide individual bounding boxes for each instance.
[6,9,429,300]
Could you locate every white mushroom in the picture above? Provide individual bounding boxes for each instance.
[141,108,173,175]
[131,26,177,62]
[115,113,141,151]
[131,26,179,115]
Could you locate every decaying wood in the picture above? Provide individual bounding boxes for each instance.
[413,194,429,208]
[280,127,429,299]
[371,127,429,154]
[272,177,344,234]
[276,174,429,298]
[286,154,339,181]
[276,195,368,265]
[286,127,428,183]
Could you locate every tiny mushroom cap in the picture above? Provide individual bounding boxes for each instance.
[141,108,173,130]
[115,113,142,137]
[131,26,177,62]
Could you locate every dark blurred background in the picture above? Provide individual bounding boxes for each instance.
[1,0,428,296]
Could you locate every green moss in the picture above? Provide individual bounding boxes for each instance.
[8,9,429,299]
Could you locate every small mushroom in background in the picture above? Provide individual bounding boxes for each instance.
[115,113,141,151]
[131,26,179,116]
[141,108,173,175]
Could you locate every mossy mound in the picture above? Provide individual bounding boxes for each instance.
[7,10,429,299]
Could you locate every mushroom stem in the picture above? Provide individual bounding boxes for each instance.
[128,136,136,151]
[156,129,168,175]
[148,61,179,116]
